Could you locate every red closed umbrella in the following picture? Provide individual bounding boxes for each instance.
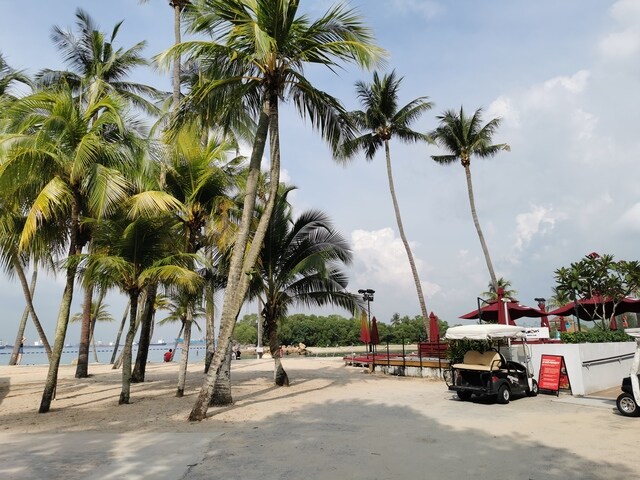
[359,311,370,344]
[371,317,380,345]
[429,311,440,342]
[460,293,545,324]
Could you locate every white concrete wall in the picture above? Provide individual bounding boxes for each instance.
[526,342,637,395]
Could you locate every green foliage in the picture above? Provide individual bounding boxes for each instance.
[233,314,258,345]
[236,312,449,347]
[446,340,492,363]
[554,253,640,330]
[561,330,634,344]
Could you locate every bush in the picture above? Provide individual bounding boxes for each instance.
[561,330,634,344]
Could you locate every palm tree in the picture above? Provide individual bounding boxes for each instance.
[71,298,114,362]
[37,8,162,114]
[84,214,202,404]
[481,277,518,301]
[429,107,510,290]
[0,51,31,99]
[169,0,383,421]
[0,86,138,413]
[249,187,361,386]
[338,70,432,334]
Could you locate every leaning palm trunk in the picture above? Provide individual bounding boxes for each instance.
[132,284,158,382]
[189,98,280,421]
[210,343,232,406]
[110,300,130,364]
[119,291,140,404]
[38,263,78,412]
[12,260,52,359]
[384,141,430,333]
[9,267,38,365]
[204,282,215,373]
[267,316,289,386]
[463,163,497,289]
[75,283,94,378]
[113,306,143,370]
[176,312,193,397]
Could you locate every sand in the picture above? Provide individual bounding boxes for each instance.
[0,356,638,479]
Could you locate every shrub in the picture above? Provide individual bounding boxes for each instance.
[561,330,633,344]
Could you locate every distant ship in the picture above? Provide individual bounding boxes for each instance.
[150,339,167,346]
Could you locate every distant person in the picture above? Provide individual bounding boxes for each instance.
[164,349,173,362]
[235,349,241,360]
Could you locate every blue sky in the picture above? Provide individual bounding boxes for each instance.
[1,0,640,346]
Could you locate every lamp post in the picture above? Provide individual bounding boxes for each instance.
[358,289,374,352]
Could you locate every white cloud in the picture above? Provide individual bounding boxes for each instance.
[350,228,441,297]
[615,203,640,233]
[512,205,561,252]
[610,0,640,25]
[598,0,640,59]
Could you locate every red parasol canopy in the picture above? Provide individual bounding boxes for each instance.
[460,289,546,325]
[370,316,380,345]
[537,300,550,329]
[547,295,640,321]
[359,311,370,344]
[429,311,440,342]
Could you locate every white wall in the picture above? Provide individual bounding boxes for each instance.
[525,342,637,396]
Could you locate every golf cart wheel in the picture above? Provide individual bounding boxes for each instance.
[616,393,640,417]
[457,390,473,401]
[496,385,511,404]
[527,379,539,397]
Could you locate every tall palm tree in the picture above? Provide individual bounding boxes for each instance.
[37,8,162,114]
[338,70,432,334]
[481,277,517,301]
[429,107,510,290]
[0,85,139,413]
[249,187,361,386]
[168,0,383,421]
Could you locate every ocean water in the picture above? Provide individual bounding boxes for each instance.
[0,344,208,366]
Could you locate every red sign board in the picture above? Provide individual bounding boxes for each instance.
[538,354,568,395]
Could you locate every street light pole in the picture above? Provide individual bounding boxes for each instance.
[358,289,375,353]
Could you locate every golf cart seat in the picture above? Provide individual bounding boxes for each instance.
[452,350,504,371]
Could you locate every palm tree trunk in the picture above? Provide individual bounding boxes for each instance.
[210,342,232,406]
[189,101,271,421]
[463,164,498,289]
[267,315,289,386]
[176,313,192,397]
[132,284,158,382]
[110,300,130,365]
[9,267,38,365]
[89,289,107,363]
[12,260,52,359]
[38,264,77,412]
[119,290,140,405]
[75,283,94,378]
[172,2,182,111]
[190,95,283,420]
[384,141,430,334]
[39,200,82,413]
[204,282,215,373]
[171,322,185,361]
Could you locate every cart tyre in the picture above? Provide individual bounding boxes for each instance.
[457,390,473,401]
[616,392,640,417]
[527,379,539,397]
[497,384,510,404]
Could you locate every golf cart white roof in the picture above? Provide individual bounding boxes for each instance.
[626,328,640,339]
[445,324,526,340]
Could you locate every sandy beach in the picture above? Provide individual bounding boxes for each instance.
[0,356,638,479]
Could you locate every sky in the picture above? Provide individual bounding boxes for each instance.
[1,0,640,346]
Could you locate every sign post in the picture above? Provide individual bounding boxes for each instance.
[538,354,570,395]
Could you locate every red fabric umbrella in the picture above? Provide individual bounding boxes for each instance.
[547,295,640,321]
[610,316,618,331]
[359,311,370,344]
[460,297,546,324]
[557,316,567,332]
[429,311,440,342]
[370,317,380,345]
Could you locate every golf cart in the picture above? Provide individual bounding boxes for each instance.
[616,328,640,417]
[444,324,538,404]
